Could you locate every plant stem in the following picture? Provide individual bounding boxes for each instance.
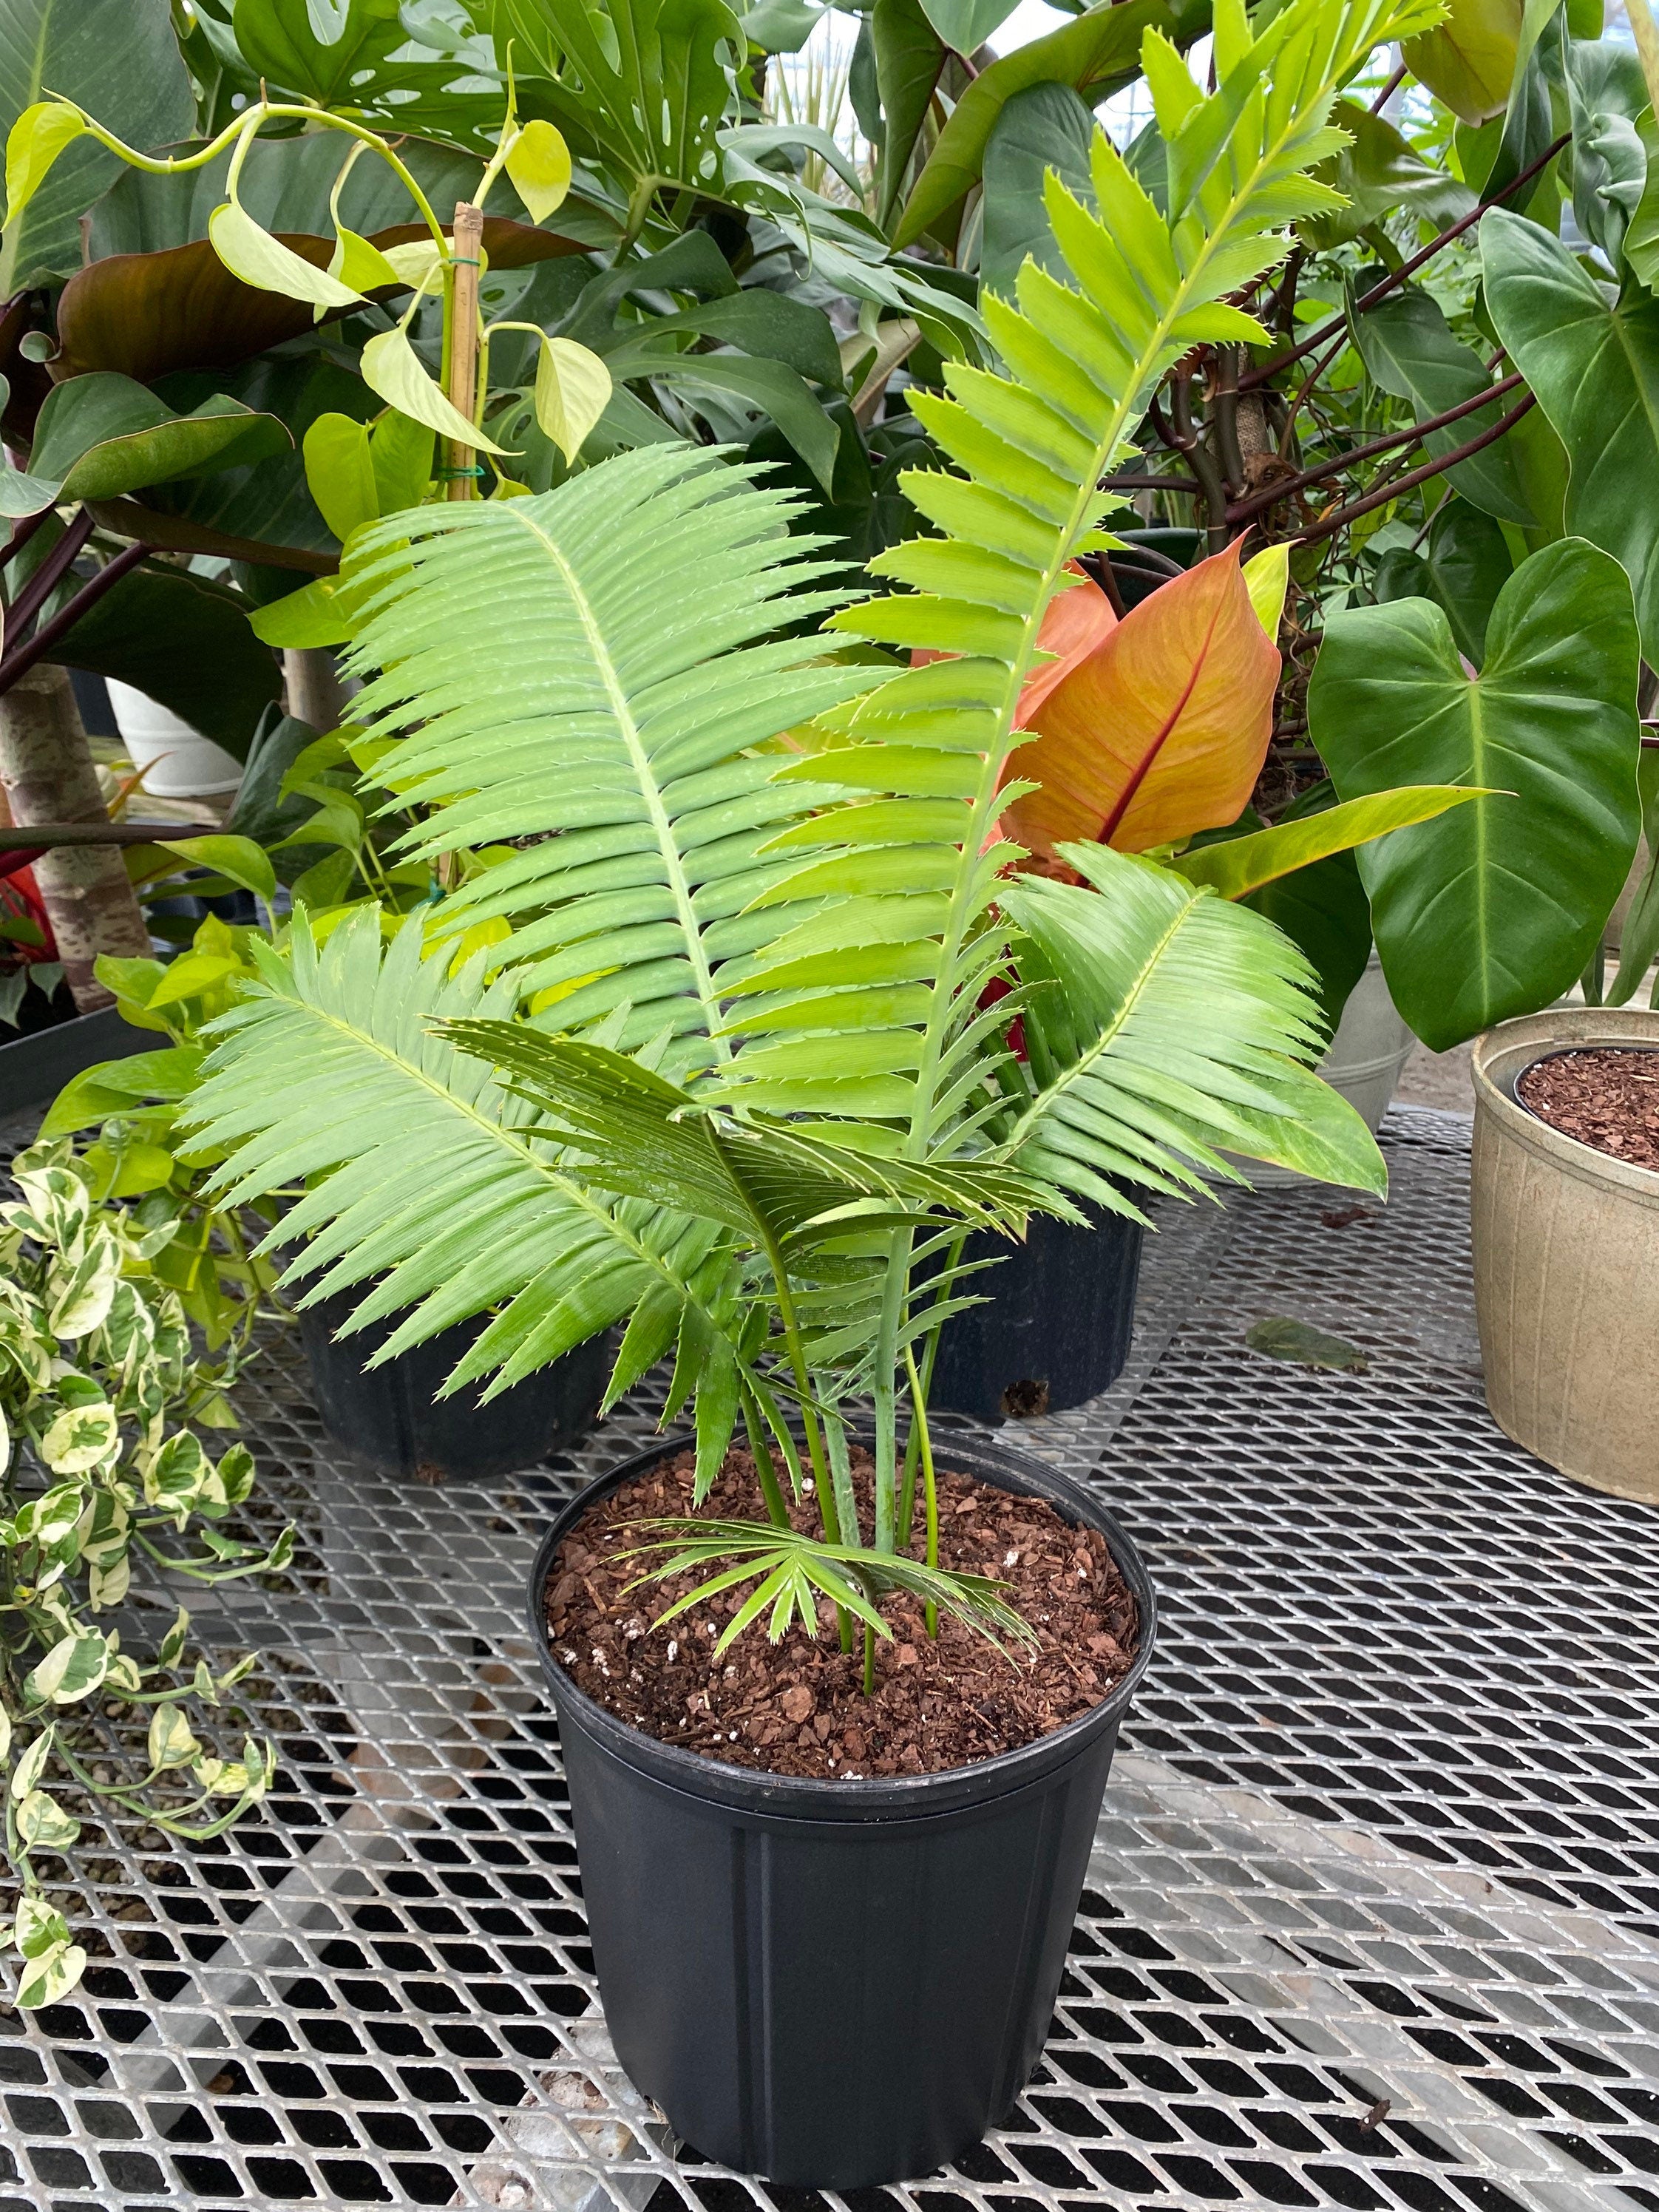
[1241,133,1570,390]
[823,1412,860,1558]
[1226,370,1527,523]
[739,1380,791,1530]
[871,1225,911,1553]
[903,1344,939,1638]
[862,1621,875,1695]
[898,1232,961,1545]
[1291,392,1536,546]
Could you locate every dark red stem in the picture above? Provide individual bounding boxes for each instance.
[1229,370,1527,523]
[1291,393,1536,546]
[1241,134,1570,391]
[0,540,149,693]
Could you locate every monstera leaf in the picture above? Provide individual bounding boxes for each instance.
[493,0,741,191]
[1310,538,1642,1050]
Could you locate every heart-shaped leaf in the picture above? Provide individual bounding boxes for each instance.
[328,222,402,295]
[3,101,86,228]
[360,326,510,455]
[1311,537,1642,1049]
[505,118,572,222]
[303,412,379,541]
[533,337,613,464]
[1484,204,1659,654]
[208,200,364,309]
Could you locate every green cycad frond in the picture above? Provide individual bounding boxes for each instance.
[999,846,1387,1203]
[183,912,738,1398]
[705,0,1438,1148]
[438,1022,1068,1399]
[624,1519,1037,1658]
[337,444,876,1071]
[440,1023,1063,1251]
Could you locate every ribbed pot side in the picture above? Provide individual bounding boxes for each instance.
[529,1430,1158,2188]
[1471,1009,1659,1503]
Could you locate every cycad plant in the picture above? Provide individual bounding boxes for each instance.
[184,0,1426,1681]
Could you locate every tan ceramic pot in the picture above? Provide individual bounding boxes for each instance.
[1471,1009,1659,1502]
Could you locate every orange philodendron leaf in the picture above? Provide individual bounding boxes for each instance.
[1003,540,1282,863]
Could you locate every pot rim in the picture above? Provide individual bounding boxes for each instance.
[527,1425,1158,1822]
[1473,1010,1659,1202]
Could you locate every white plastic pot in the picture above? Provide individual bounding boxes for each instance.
[106,681,242,798]
[1240,951,1417,1190]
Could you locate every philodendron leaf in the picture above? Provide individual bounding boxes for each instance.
[1484,206,1659,654]
[980,80,1096,295]
[1564,33,1648,268]
[208,200,364,311]
[1300,98,1475,248]
[505,118,571,222]
[1402,0,1521,123]
[918,0,1022,50]
[2,101,85,228]
[894,0,1169,248]
[1171,787,1487,899]
[1,371,291,519]
[1350,283,1532,526]
[1244,543,1290,638]
[1425,497,1513,662]
[359,327,511,455]
[1002,543,1280,861]
[303,412,379,542]
[1309,537,1642,1051]
[533,338,613,465]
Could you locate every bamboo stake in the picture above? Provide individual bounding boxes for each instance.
[444,200,485,502]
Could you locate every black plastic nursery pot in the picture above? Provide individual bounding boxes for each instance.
[299,1286,609,1482]
[929,1203,1144,1422]
[0,1001,157,1116]
[529,1428,1157,2188]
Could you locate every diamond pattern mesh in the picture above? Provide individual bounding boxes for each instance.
[0,1106,1655,2212]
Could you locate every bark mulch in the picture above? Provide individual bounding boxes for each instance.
[1517,1047,1659,1174]
[543,1445,1139,1780]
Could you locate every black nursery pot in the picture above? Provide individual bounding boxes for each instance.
[529,1429,1157,2188]
[929,1204,1144,1422]
[299,1286,608,1482]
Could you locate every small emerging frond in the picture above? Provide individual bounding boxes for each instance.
[623,1518,1039,1658]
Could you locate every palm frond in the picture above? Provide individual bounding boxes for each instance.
[336,444,876,1071]
[998,844,1386,1201]
[183,912,741,1398]
[704,0,1436,1151]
